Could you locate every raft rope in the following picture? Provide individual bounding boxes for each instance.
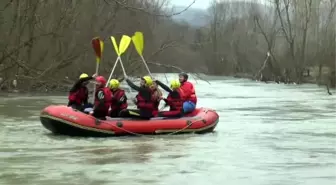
[99,108,215,137]
[101,118,206,137]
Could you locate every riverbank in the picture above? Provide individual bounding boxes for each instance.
[236,64,335,86]
[233,72,327,85]
[0,76,139,96]
[0,71,334,95]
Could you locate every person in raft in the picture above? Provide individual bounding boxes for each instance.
[119,76,158,119]
[67,73,96,111]
[88,76,112,120]
[179,72,197,113]
[108,79,128,117]
[150,81,163,112]
[155,79,185,117]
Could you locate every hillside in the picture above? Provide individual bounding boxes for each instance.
[171,2,270,27]
[171,6,209,27]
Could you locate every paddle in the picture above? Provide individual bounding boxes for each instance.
[132,32,170,110]
[106,35,132,87]
[132,32,153,77]
[91,37,104,103]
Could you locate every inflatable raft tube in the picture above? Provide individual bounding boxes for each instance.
[40,105,219,137]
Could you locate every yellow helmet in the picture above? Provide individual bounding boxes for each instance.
[109,79,120,89]
[170,79,181,90]
[142,76,153,86]
[79,73,89,79]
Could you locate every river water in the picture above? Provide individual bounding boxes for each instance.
[0,76,335,185]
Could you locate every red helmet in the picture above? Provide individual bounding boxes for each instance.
[95,76,106,86]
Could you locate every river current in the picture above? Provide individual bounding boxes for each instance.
[0,75,335,185]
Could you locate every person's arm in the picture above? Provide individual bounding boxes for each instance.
[155,80,173,93]
[67,100,75,106]
[69,77,93,92]
[116,91,127,105]
[125,79,141,91]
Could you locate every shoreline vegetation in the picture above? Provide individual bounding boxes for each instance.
[0,71,333,94]
[0,0,335,95]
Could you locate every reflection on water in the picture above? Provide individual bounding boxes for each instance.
[0,77,335,185]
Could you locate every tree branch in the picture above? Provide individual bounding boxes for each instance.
[104,0,196,17]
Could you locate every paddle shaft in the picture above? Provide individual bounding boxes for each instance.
[140,55,152,77]
[92,61,99,104]
[105,57,128,88]
[119,58,127,77]
[106,57,120,87]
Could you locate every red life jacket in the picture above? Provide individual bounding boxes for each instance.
[135,88,155,112]
[68,87,88,105]
[189,90,197,104]
[166,88,184,111]
[94,87,112,114]
[110,89,128,111]
[181,81,197,104]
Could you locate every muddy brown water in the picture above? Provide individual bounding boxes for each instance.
[0,76,335,185]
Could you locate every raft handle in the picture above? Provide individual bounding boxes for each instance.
[186,120,193,126]
[116,121,123,128]
[95,118,101,125]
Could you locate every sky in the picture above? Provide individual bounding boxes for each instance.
[170,0,267,9]
[170,0,211,9]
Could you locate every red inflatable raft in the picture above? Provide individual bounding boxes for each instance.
[40,105,219,137]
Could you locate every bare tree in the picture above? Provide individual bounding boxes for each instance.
[0,0,334,93]
[0,0,201,92]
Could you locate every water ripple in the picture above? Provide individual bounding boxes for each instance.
[0,77,335,185]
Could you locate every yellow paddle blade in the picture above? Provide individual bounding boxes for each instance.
[110,36,120,56]
[91,37,103,62]
[132,31,144,56]
[118,35,132,55]
[96,57,101,63]
[100,40,104,54]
